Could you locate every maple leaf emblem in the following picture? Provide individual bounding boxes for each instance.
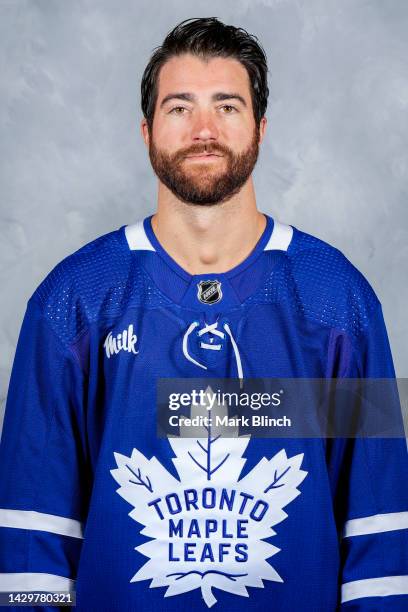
[110,389,308,607]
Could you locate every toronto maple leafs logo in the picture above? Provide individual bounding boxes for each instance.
[110,392,308,607]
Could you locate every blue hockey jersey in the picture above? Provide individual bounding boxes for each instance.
[0,213,407,611]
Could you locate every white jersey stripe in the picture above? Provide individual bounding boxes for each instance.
[343,511,408,537]
[0,509,84,539]
[341,575,408,602]
[0,572,75,592]
[125,221,155,251]
[264,220,293,252]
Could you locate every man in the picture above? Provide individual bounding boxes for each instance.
[0,17,407,612]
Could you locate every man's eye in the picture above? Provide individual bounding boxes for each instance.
[221,105,237,113]
[169,106,187,114]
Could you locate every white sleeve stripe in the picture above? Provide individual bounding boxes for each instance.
[264,220,293,252]
[0,509,84,539]
[341,575,408,602]
[342,511,408,537]
[0,572,75,592]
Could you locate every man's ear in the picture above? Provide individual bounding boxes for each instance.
[258,116,267,145]
[140,118,150,147]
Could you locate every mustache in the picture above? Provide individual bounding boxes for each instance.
[181,145,229,158]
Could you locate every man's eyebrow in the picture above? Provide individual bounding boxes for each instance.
[160,92,247,108]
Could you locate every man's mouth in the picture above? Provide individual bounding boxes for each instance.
[186,153,223,159]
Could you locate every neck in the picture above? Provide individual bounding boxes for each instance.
[151,178,266,275]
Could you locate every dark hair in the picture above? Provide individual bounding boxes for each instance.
[141,17,269,131]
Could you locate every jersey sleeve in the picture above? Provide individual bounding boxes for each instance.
[0,297,91,611]
[329,301,408,610]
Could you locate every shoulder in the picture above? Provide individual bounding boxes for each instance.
[29,222,160,345]
[282,223,381,338]
[32,225,128,297]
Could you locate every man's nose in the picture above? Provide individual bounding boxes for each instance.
[191,110,219,141]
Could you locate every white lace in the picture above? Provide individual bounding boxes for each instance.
[182,320,243,381]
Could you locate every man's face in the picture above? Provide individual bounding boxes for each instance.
[141,53,266,205]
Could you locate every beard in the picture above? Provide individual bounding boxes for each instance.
[148,125,260,206]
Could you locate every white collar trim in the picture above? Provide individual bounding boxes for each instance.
[265,219,293,251]
[125,217,293,253]
[125,220,155,251]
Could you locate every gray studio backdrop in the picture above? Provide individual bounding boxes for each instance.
[1,0,407,428]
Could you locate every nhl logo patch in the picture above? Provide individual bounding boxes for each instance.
[197,280,222,305]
